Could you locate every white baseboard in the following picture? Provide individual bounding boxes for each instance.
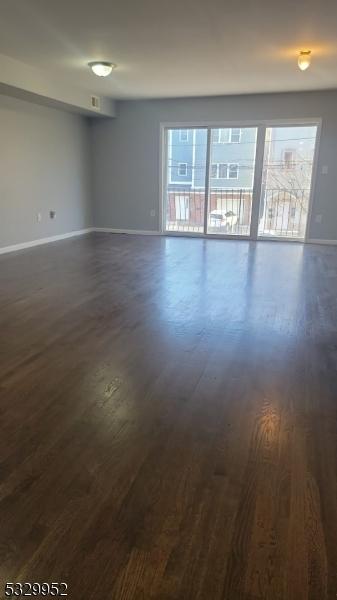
[0,228,93,255]
[95,229,337,246]
[94,227,161,236]
[307,238,337,246]
[3,229,335,256]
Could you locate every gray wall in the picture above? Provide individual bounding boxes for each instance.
[90,90,337,241]
[0,95,92,249]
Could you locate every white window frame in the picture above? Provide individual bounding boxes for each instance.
[211,163,239,179]
[213,129,229,144]
[211,163,219,178]
[213,128,242,144]
[179,129,189,142]
[228,163,239,179]
[230,128,242,143]
[218,163,229,178]
[178,162,188,176]
[160,119,321,242]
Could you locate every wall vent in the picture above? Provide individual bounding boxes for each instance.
[90,95,101,111]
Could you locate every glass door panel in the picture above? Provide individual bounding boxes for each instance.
[207,127,258,236]
[258,125,318,240]
[164,128,207,233]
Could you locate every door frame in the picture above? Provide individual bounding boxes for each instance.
[159,118,321,242]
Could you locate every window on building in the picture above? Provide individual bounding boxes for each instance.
[228,163,239,179]
[219,163,228,178]
[283,150,295,169]
[178,162,188,176]
[211,163,239,179]
[179,130,189,142]
[230,128,242,143]
[268,208,274,218]
[213,128,242,143]
[213,129,229,144]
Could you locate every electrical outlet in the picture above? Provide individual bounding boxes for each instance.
[37,212,42,223]
[315,214,322,223]
[322,165,328,175]
[150,209,156,217]
[49,210,56,220]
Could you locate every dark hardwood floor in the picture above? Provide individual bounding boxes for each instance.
[1,232,337,599]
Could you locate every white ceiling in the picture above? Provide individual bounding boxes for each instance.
[1,0,337,100]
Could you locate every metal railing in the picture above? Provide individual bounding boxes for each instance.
[207,188,252,235]
[166,188,253,235]
[165,187,310,238]
[258,188,309,239]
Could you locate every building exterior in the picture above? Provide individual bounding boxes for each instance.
[167,127,256,190]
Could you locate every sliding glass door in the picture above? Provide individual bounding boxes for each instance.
[163,123,318,241]
[207,127,257,235]
[258,125,318,240]
[165,128,207,233]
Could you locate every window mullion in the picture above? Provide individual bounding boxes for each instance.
[203,127,212,235]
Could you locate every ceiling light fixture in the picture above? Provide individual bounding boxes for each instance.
[88,61,115,77]
[298,50,311,71]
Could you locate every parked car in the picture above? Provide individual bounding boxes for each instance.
[209,210,238,231]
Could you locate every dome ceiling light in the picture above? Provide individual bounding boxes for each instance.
[88,61,116,77]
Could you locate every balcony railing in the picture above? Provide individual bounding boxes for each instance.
[166,188,253,235]
[258,188,310,239]
[165,187,310,239]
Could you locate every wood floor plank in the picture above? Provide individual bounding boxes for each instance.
[0,233,336,599]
